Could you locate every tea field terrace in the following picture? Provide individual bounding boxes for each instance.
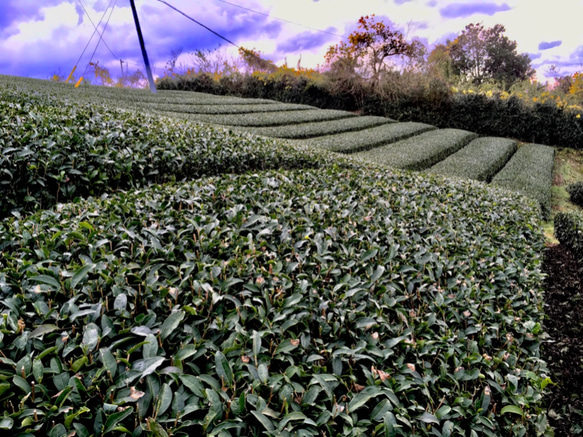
[0,75,552,436]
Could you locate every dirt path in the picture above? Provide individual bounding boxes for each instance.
[541,244,583,436]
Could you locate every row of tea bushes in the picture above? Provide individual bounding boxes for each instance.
[0,167,550,436]
[554,211,583,263]
[0,87,333,218]
[301,122,436,154]
[351,129,478,171]
[164,108,357,127]
[245,115,393,139]
[428,137,518,182]
[491,144,556,219]
[143,102,313,115]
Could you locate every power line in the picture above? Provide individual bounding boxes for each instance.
[155,0,240,49]
[81,1,118,78]
[76,0,119,62]
[213,0,343,38]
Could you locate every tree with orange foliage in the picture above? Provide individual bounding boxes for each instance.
[570,72,583,103]
[325,15,415,84]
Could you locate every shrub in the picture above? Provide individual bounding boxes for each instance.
[555,211,583,262]
[0,167,549,436]
[491,144,555,219]
[428,137,518,182]
[165,108,356,127]
[567,181,583,207]
[0,87,331,218]
[352,128,477,171]
[246,115,393,139]
[304,122,435,153]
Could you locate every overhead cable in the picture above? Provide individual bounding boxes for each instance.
[213,0,343,38]
[75,0,118,63]
[81,0,119,77]
[155,0,240,48]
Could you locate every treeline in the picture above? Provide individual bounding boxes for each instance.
[156,17,582,148]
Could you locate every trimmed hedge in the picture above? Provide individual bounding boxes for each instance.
[352,129,477,171]
[303,122,436,153]
[160,109,356,127]
[0,87,332,218]
[555,211,583,263]
[0,167,549,436]
[567,181,583,208]
[491,144,555,219]
[245,115,393,139]
[142,102,313,115]
[428,137,518,182]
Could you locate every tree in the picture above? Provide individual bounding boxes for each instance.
[448,23,534,88]
[570,72,583,103]
[238,47,276,74]
[325,15,416,84]
[427,43,453,80]
[89,61,114,86]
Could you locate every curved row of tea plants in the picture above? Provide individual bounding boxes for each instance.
[0,167,551,436]
[165,108,356,128]
[351,129,478,171]
[491,144,556,220]
[244,115,393,139]
[0,86,332,218]
[428,137,518,182]
[300,122,436,154]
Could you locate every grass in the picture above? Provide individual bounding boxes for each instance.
[551,147,583,214]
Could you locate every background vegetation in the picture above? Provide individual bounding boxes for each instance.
[148,17,583,150]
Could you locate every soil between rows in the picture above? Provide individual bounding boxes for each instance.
[541,243,583,436]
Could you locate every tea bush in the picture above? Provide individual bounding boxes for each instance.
[567,181,583,207]
[352,129,477,171]
[164,109,356,127]
[246,116,393,139]
[428,137,518,182]
[144,102,312,115]
[491,144,555,219]
[303,122,435,153]
[0,167,550,436]
[0,87,331,218]
[554,211,583,263]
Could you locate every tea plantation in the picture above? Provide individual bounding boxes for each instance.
[0,75,554,436]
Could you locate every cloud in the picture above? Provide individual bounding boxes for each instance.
[276,28,337,53]
[538,41,562,51]
[426,0,438,6]
[0,0,73,38]
[571,45,583,60]
[528,53,542,60]
[439,2,511,18]
[394,0,413,4]
[137,2,283,63]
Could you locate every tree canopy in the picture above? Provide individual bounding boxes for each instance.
[447,23,534,88]
[325,15,416,84]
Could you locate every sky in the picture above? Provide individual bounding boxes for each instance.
[0,0,582,85]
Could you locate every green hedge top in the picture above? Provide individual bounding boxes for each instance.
[0,167,549,436]
[0,86,332,218]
